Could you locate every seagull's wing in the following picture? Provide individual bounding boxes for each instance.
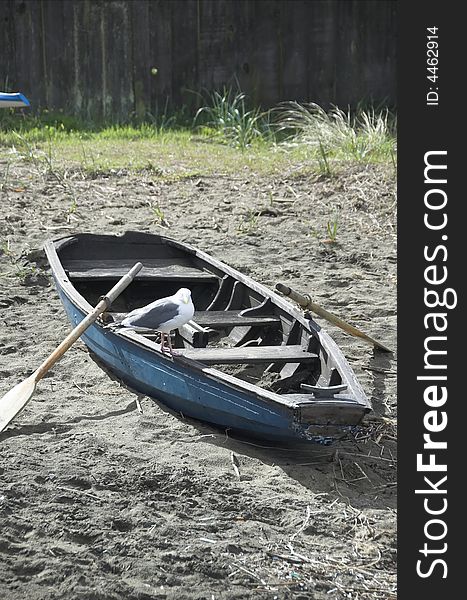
[123,296,170,320]
[121,300,181,330]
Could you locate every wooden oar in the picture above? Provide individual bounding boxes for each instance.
[0,262,143,432]
[276,282,392,353]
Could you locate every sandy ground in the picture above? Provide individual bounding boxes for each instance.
[0,156,396,599]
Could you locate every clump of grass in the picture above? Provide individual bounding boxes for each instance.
[1,159,11,191]
[317,139,333,177]
[144,161,165,176]
[151,204,170,227]
[143,97,185,132]
[11,129,68,187]
[309,214,340,244]
[276,101,396,163]
[237,209,260,234]
[0,239,13,259]
[325,213,339,243]
[194,88,272,150]
[66,199,79,224]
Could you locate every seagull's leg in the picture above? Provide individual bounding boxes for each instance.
[167,331,181,357]
[160,332,177,356]
[160,332,169,354]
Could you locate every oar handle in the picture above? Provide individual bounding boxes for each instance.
[34,262,143,382]
[276,282,391,353]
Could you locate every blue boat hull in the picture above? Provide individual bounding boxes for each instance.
[57,286,313,443]
[0,92,30,108]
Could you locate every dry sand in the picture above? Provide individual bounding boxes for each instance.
[0,157,396,599]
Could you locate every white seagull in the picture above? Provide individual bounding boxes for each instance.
[120,288,195,356]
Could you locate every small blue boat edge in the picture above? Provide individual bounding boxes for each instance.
[0,92,30,108]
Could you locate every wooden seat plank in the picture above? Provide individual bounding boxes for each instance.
[179,345,318,365]
[65,258,218,281]
[193,310,280,327]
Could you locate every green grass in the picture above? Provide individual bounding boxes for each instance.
[193,88,273,150]
[1,124,307,180]
[276,101,397,163]
[325,213,339,243]
[0,98,396,179]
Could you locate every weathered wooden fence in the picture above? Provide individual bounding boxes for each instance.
[0,0,396,121]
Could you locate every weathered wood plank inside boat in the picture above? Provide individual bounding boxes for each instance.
[108,310,281,328]
[64,258,219,281]
[193,310,281,327]
[179,345,319,364]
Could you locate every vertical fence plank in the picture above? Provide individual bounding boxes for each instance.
[10,1,47,106]
[74,0,106,121]
[102,1,134,121]
[305,0,338,106]
[169,0,198,109]
[247,1,279,107]
[130,0,151,120]
[39,0,74,112]
[147,0,173,114]
[0,1,16,89]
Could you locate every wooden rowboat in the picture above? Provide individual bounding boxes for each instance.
[44,231,371,444]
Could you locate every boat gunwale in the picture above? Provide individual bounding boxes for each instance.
[43,232,370,413]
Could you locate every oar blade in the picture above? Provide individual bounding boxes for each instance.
[0,375,37,433]
[0,262,142,432]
